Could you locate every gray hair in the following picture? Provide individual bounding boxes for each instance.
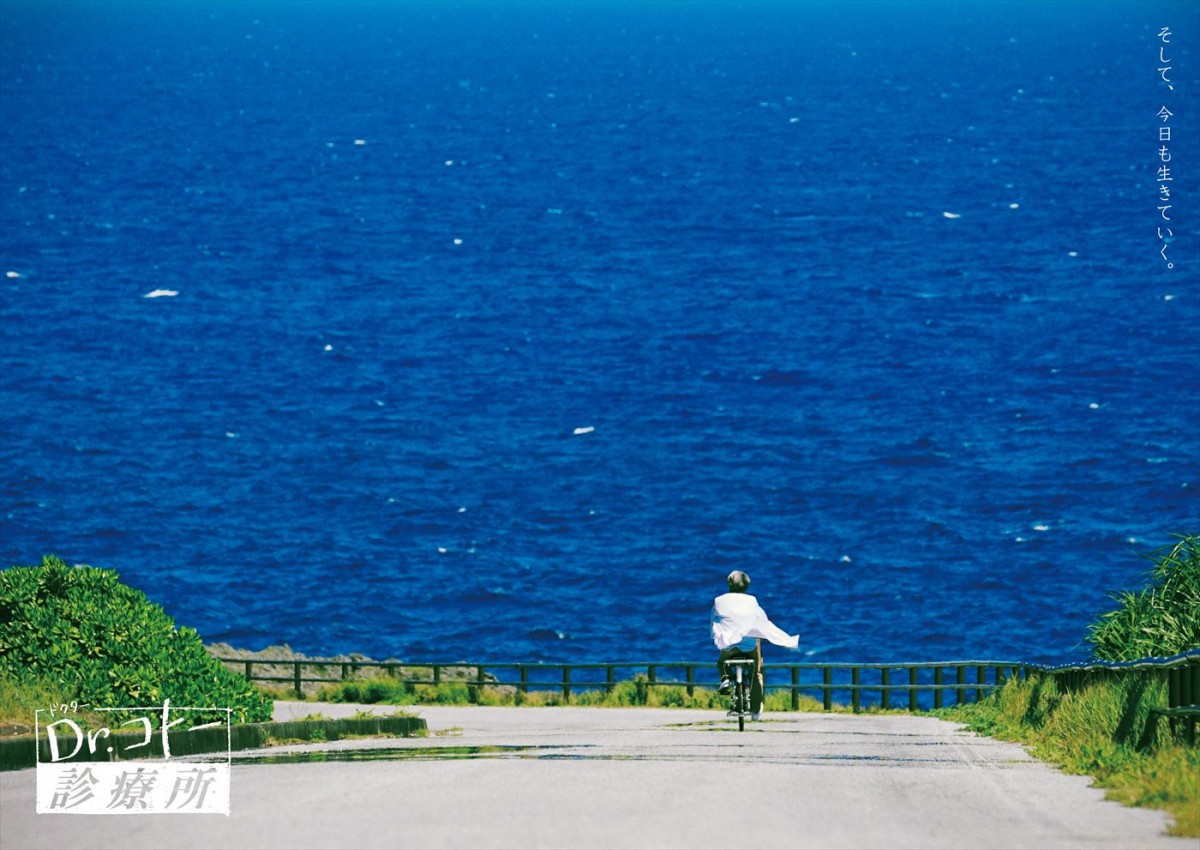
[726,570,751,592]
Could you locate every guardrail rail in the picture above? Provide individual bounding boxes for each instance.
[212,656,1030,711]
[212,649,1200,743]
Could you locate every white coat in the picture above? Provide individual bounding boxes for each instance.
[710,592,799,651]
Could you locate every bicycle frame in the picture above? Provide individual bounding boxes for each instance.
[724,658,757,731]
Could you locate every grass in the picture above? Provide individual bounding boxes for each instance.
[0,668,113,735]
[938,672,1199,837]
[309,673,845,713]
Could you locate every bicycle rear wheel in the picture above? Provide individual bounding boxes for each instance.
[737,680,748,731]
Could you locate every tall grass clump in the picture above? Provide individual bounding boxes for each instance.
[1086,535,1200,661]
[0,556,273,727]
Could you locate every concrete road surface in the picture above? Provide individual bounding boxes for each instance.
[1,703,1193,850]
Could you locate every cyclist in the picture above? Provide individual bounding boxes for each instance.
[711,570,799,720]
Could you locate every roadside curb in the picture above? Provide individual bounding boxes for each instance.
[0,715,426,772]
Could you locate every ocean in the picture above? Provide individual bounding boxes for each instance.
[1,0,1197,667]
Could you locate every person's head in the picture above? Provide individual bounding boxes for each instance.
[726,570,751,593]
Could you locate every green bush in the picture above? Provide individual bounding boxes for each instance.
[1086,535,1200,661]
[318,676,412,705]
[0,556,272,726]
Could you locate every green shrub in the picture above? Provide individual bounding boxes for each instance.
[364,679,402,703]
[318,676,404,704]
[1086,535,1200,661]
[0,556,272,726]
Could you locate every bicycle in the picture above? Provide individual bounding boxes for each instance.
[723,658,759,731]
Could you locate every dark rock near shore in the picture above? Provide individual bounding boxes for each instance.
[204,643,498,698]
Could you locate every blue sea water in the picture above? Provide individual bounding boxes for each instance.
[1,1,1197,668]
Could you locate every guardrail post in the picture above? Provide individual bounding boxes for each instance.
[648,665,657,686]
[687,666,695,699]
[1187,660,1198,747]
[433,665,442,686]
[341,663,350,681]
[244,661,254,681]
[791,666,800,711]
[607,666,615,695]
[976,665,985,702]
[908,667,918,712]
[881,667,890,710]
[933,667,943,710]
[519,666,529,695]
[475,665,486,703]
[562,667,572,703]
[851,668,861,713]
[823,667,832,712]
[293,662,303,698]
[956,665,966,705]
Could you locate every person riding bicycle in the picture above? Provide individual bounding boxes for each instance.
[712,570,799,719]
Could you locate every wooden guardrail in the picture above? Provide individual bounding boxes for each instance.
[213,650,1200,742]
[213,648,1200,718]
[1032,650,1200,746]
[211,656,1028,711]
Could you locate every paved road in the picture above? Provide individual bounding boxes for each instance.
[1,703,1193,849]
